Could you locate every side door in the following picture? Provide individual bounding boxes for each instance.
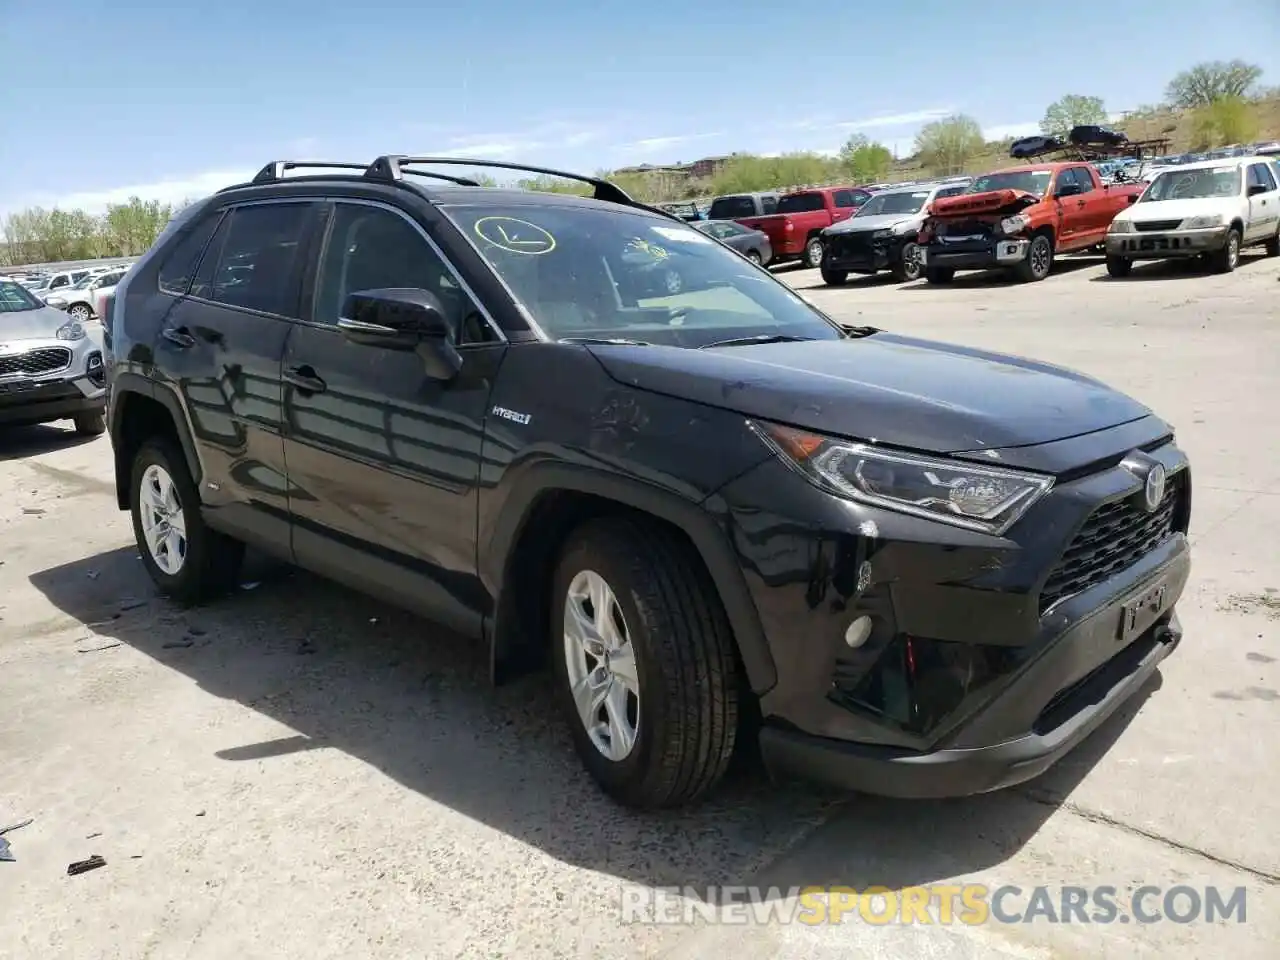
[1052,168,1092,247]
[154,199,319,555]
[281,198,506,638]
[1245,162,1279,241]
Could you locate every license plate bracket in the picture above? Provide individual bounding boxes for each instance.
[1117,577,1170,645]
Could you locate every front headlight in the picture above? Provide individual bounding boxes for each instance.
[999,214,1030,236]
[1108,219,1134,234]
[871,229,892,239]
[1183,214,1224,229]
[56,320,87,341]
[750,421,1054,536]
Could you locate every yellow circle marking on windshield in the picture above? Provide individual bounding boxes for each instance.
[474,217,557,255]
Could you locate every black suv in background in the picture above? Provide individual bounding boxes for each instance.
[105,157,1192,809]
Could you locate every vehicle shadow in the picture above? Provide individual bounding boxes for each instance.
[1090,252,1273,282]
[897,256,1101,290]
[0,423,99,462]
[30,544,1154,898]
[788,273,901,293]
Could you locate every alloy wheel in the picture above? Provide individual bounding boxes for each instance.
[562,569,640,762]
[139,464,188,575]
[69,304,92,323]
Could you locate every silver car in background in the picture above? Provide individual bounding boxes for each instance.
[44,267,130,322]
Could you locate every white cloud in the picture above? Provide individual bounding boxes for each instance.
[835,108,955,130]
[983,121,1040,141]
[8,168,255,218]
[436,141,532,158]
[617,131,725,151]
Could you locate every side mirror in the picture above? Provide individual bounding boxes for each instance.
[1247,183,1268,196]
[338,287,462,381]
[1127,193,1139,204]
[1055,182,1083,198]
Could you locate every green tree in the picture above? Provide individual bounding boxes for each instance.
[838,135,893,183]
[1165,60,1263,109]
[1189,95,1259,149]
[913,114,985,176]
[1040,94,1108,138]
[103,196,173,256]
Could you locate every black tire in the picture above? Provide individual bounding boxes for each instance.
[745,249,762,265]
[1015,233,1054,282]
[550,518,739,809]
[73,410,106,436]
[891,241,924,282]
[802,236,824,268]
[1210,228,1241,273]
[130,437,244,606]
[1105,255,1132,278]
[820,267,848,286]
[68,303,93,323]
[925,267,955,284]
[1265,227,1279,257]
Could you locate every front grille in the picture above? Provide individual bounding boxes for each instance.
[0,346,72,377]
[939,220,995,238]
[828,232,876,256]
[1135,219,1183,232]
[1039,469,1187,614]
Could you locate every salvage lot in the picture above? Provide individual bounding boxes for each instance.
[1,252,1278,959]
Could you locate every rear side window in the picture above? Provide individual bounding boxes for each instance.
[708,196,757,219]
[157,213,222,295]
[777,193,825,214]
[191,202,313,317]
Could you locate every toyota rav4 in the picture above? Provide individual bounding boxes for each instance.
[105,157,1192,809]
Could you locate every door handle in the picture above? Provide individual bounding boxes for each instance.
[285,365,326,394]
[162,327,197,349]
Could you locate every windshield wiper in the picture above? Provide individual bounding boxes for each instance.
[559,336,652,346]
[699,334,815,349]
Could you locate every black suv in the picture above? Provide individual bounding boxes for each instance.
[105,156,1192,809]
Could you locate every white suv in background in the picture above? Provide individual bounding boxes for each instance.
[1105,155,1280,276]
[44,267,130,322]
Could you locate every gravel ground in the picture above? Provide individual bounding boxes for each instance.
[1,251,1277,959]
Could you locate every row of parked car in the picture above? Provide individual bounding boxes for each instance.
[3,261,135,323]
[690,148,1280,286]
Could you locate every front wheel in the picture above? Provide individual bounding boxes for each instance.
[802,236,824,268]
[68,303,93,323]
[1105,255,1132,278]
[73,410,106,436]
[745,249,762,265]
[1210,228,1241,273]
[821,267,848,286]
[925,267,955,284]
[131,438,244,605]
[1015,233,1054,282]
[891,241,924,282]
[551,518,739,809]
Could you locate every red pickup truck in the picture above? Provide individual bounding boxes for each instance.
[918,163,1143,283]
[734,186,874,267]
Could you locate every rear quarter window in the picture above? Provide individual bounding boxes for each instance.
[157,212,224,296]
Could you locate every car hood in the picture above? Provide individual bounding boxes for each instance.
[0,305,76,340]
[931,189,1041,219]
[587,334,1150,456]
[1120,197,1236,223]
[824,213,921,235]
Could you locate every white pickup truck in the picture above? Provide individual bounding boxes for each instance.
[1105,155,1280,276]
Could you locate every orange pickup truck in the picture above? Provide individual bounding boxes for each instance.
[918,163,1143,283]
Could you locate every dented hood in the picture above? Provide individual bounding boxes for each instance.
[930,189,1040,219]
[587,333,1150,455]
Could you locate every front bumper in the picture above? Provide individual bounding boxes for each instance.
[715,428,1191,798]
[1106,227,1228,260]
[921,237,1028,271]
[0,336,107,426]
[823,231,906,273]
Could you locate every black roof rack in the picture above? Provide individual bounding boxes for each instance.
[241,155,681,221]
[1019,136,1173,165]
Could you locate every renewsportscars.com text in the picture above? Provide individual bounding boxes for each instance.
[620,884,1249,926]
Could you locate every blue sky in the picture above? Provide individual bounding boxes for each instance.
[1,0,1277,218]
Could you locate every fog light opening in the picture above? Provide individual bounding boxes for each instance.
[844,615,873,649]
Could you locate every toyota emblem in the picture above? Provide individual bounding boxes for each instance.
[1143,463,1167,512]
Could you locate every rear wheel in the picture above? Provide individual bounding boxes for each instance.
[1264,225,1279,257]
[820,267,848,286]
[925,267,955,284]
[1105,255,1132,278]
[1015,233,1054,282]
[130,438,244,605]
[551,518,739,809]
[68,302,93,323]
[802,236,824,268]
[1210,228,1241,273]
[745,249,762,265]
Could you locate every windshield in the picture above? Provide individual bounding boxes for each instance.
[776,193,824,214]
[707,196,756,219]
[442,204,843,347]
[0,280,43,313]
[855,190,931,217]
[68,274,98,290]
[1141,166,1241,201]
[968,171,1052,197]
